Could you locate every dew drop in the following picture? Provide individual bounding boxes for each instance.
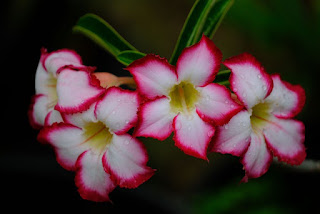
[112,110,116,115]
[125,140,130,145]
[242,92,247,98]
[234,88,238,92]
[230,104,235,108]
[241,122,246,127]
[187,125,192,131]
[262,85,267,91]
[225,100,229,104]
[125,120,129,124]
[224,124,229,130]
[258,74,262,79]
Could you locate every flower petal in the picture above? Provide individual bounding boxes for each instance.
[55,67,105,114]
[44,109,63,126]
[241,132,272,182]
[95,87,139,134]
[196,83,243,125]
[176,35,222,87]
[134,97,175,140]
[43,48,82,74]
[35,54,50,94]
[265,74,306,118]
[75,150,116,202]
[211,110,252,156]
[263,116,306,165]
[28,94,48,129]
[63,103,97,129]
[125,54,177,99]
[173,111,214,160]
[37,123,90,171]
[224,53,273,109]
[103,134,155,188]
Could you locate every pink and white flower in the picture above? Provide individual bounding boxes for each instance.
[211,53,306,181]
[28,48,104,128]
[38,85,155,202]
[126,35,242,160]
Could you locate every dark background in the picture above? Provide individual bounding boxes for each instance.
[2,0,320,213]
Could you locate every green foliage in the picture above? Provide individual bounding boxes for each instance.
[169,0,234,65]
[73,0,234,68]
[116,50,146,66]
[193,178,294,214]
[73,13,140,61]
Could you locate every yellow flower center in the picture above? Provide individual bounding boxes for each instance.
[82,121,113,152]
[46,73,58,110]
[250,102,272,132]
[168,81,200,114]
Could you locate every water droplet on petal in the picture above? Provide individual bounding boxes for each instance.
[187,125,192,131]
[242,92,247,98]
[258,74,262,79]
[234,88,238,92]
[241,122,246,127]
[224,124,229,130]
[125,140,130,145]
[262,85,267,91]
[230,104,235,108]
[225,100,229,104]
[112,110,116,115]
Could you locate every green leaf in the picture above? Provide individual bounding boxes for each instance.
[170,0,234,65]
[116,50,146,66]
[203,0,234,38]
[73,13,137,57]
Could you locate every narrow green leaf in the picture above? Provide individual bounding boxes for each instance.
[170,0,234,65]
[215,69,231,85]
[116,50,146,66]
[73,13,137,57]
[216,69,230,76]
[203,0,234,38]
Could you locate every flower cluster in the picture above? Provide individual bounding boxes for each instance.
[29,35,306,202]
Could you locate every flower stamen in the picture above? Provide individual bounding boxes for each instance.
[169,81,199,114]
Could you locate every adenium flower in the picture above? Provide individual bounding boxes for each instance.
[211,53,306,181]
[126,35,242,160]
[28,48,90,128]
[38,68,155,201]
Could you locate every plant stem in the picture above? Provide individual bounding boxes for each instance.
[274,158,320,172]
